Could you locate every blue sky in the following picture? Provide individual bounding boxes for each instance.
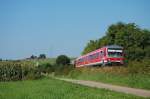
[0,0,150,59]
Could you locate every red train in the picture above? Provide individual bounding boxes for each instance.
[75,45,124,67]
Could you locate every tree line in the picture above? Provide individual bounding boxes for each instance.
[82,22,150,61]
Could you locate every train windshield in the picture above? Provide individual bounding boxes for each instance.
[107,48,123,57]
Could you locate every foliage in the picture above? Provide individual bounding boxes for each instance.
[53,64,74,75]
[127,59,150,75]
[67,67,150,90]
[0,78,145,99]
[30,58,56,65]
[0,61,41,81]
[56,55,70,65]
[82,22,150,61]
[38,63,54,73]
[30,55,37,59]
[68,68,82,78]
[38,54,46,59]
[23,67,41,80]
[0,62,22,81]
[0,57,73,81]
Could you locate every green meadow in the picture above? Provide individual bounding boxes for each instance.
[0,77,147,99]
[67,67,150,90]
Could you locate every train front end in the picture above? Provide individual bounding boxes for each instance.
[105,45,124,65]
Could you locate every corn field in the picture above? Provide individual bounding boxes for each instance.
[0,61,41,81]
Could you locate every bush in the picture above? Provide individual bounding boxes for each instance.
[24,67,41,80]
[68,69,82,78]
[38,63,54,74]
[53,64,74,75]
[56,55,70,65]
[127,59,150,75]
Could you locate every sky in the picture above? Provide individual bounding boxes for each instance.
[0,0,150,59]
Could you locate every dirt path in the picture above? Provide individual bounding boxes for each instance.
[55,78,150,98]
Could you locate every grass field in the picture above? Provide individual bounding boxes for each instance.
[29,57,74,65]
[67,67,150,90]
[0,77,147,99]
[26,58,56,65]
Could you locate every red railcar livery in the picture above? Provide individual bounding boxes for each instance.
[75,45,124,67]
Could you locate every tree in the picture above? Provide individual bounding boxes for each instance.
[82,22,150,60]
[56,55,70,65]
[30,55,37,59]
[38,54,46,59]
[82,39,102,55]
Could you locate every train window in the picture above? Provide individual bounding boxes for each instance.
[101,51,104,55]
[88,55,92,60]
[93,53,97,59]
[92,54,95,59]
[88,53,99,60]
[78,59,81,63]
[87,56,90,60]
[78,58,83,63]
[81,58,84,62]
[95,52,99,58]
[99,51,104,57]
[89,53,96,59]
[82,57,85,62]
